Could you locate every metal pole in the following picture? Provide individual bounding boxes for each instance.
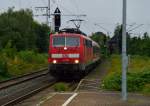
[122,0,127,101]
[46,8,49,25]
[48,0,50,27]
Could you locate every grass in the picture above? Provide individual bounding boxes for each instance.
[102,55,150,94]
[54,82,69,92]
[0,76,10,82]
[0,49,48,81]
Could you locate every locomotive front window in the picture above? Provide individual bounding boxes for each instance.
[66,37,79,46]
[53,36,79,47]
[53,36,65,47]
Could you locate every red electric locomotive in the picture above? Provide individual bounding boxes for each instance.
[48,28,100,79]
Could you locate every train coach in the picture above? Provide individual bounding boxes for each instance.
[48,28,100,79]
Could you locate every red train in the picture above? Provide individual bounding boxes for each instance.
[48,28,100,79]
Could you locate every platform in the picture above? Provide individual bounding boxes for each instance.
[37,91,150,106]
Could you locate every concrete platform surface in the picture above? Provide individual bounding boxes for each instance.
[38,92,150,106]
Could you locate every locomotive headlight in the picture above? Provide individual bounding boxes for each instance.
[75,59,79,64]
[53,60,57,64]
[64,47,67,50]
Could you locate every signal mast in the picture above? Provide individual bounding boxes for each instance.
[53,7,86,32]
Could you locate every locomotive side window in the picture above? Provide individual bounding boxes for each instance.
[53,36,65,47]
[89,41,92,47]
[66,37,79,46]
[85,39,92,48]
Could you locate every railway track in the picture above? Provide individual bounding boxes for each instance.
[0,68,49,90]
[0,68,57,106]
[0,67,97,106]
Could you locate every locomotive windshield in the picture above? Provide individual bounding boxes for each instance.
[53,36,65,47]
[53,36,79,47]
[66,37,79,46]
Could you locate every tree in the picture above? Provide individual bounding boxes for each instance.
[90,32,109,56]
[34,23,50,52]
[110,24,150,56]
[0,8,50,52]
[90,32,108,46]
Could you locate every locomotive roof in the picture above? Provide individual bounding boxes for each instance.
[58,28,87,36]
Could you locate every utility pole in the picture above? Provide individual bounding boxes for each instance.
[48,0,51,27]
[35,6,49,25]
[122,0,127,101]
[35,0,51,27]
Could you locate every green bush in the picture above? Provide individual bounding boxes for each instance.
[18,51,35,63]
[0,59,9,76]
[54,83,68,92]
[102,55,150,93]
[103,70,150,92]
[142,84,150,95]
[0,49,48,80]
[102,72,121,91]
[18,51,47,63]
[34,53,47,64]
[127,70,150,91]
[1,40,17,59]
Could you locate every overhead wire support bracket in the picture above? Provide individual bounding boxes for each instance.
[68,19,85,29]
[35,7,48,9]
[50,14,86,17]
[34,0,51,27]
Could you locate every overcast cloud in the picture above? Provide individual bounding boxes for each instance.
[0,0,150,36]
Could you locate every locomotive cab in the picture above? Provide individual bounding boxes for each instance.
[49,34,82,64]
[48,33,84,78]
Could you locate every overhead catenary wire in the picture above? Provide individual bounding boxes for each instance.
[18,0,22,9]
[69,0,80,14]
[33,0,150,36]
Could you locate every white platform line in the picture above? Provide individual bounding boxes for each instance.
[36,93,56,106]
[59,92,74,95]
[74,79,84,92]
[62,93,78,106]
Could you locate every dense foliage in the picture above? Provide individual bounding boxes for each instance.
[0,43,48,81]
[102,55,150,94]
[90,32,109,57]
[110,25,150,56]
[91,25,150,57]
[0,9,50,81]
[54,82,69,92]
[0,8,50,52]
[128,32,150,56]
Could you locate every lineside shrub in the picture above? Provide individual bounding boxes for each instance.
[102,55,150,93]
[54,82,68,92]
[0,49,48,80]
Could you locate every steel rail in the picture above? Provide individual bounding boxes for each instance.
[0,68,48,90]
[1,79,57,106]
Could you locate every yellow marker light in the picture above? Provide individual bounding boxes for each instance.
[53,60,57,64]
[75,60,79,64]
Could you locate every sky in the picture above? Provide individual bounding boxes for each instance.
[0,0,150,36]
